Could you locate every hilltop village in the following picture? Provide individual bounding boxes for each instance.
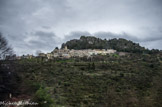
[6,46,121,60]
[38,46,116,59]
[5,36,159,60]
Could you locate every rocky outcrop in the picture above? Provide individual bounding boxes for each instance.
[61,36,149,53]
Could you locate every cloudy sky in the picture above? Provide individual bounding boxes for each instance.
[0,0,162,55]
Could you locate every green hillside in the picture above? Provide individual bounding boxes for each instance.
[62,36,153,53]
[1,52,162,107]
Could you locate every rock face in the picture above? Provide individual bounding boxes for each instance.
[61,36,147,53]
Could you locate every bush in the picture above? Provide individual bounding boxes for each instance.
[33,87,54,107]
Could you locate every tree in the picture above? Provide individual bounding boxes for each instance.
[92,62,95,70]
[55,47,59,50]
[0,33,17,101]
[33,87,54,107]
[0,33,13,59]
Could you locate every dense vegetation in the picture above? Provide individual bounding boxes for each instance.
[62,36,159,53]
[2,52,161,107]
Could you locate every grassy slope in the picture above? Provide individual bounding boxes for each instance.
[15,53,162,107]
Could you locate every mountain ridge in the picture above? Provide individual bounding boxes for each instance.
[61,36,151,53]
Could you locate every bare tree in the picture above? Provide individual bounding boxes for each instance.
[0,33,13,59]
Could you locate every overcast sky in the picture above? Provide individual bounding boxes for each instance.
[0,0,162,55]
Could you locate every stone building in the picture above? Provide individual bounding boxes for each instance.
[45,46,117,59]
[47,53,53,59]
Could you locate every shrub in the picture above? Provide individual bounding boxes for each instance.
[33,87,54,107]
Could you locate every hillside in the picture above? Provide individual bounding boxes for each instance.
[2,53,161,107]
[1,36,162,107]
[61,36,148,53]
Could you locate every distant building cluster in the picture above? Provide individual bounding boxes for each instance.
[39,46,116,59]
[2,46,117,60]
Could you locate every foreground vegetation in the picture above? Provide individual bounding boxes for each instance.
[2,52,160,107]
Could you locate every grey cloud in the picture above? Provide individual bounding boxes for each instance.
[138,27,162,42]
[94,31,162,43]
[28,31,60,50]
[0,0,73,54]
[94,32,137,40]
[64,31,139,42]
[9,31,61,55]
[0,0,162,55]
[42,26,51,29]
[34,31,56,40]
[0,0,73,35]
[64,31,91,41]
[140,39,162,50]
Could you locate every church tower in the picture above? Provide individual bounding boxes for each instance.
[65,46,68,50]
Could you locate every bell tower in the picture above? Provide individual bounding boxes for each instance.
[65,46,68,50]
